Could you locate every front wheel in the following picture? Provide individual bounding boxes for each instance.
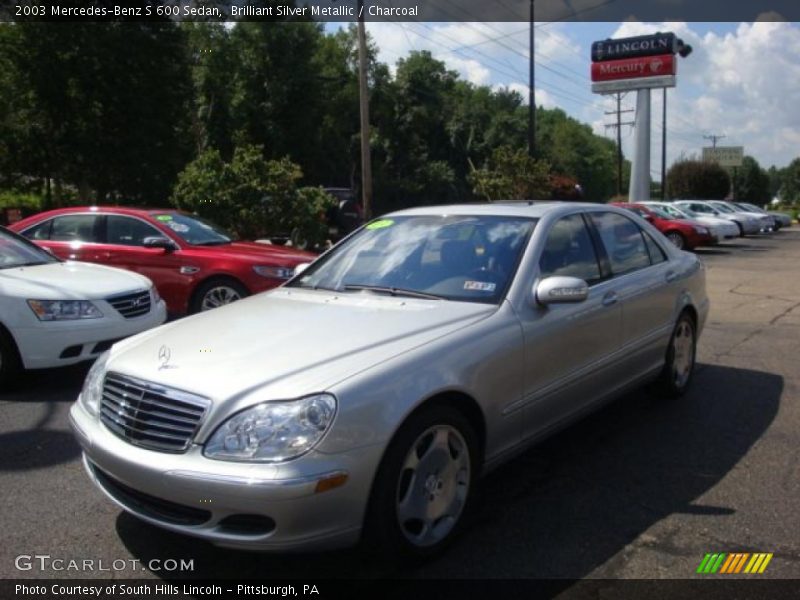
[363,405,480,561]
[666,231,686,250]
[655,312,696,398]
[0,327,22,389]
[190,278,249,313]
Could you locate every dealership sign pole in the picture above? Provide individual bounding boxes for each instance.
[590,33,690,202]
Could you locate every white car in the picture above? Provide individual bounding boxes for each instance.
[707,201,775,232]
[674,201,761,236]
[641,202,740,241]
[733,202,792,230]
[0,226,167,385]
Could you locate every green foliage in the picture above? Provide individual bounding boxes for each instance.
[0,191,42,210]
[779,158,800,203]
[171,145,335,246]
[666,160,731,200]
[469,146,551,201]
[732,156,770,205]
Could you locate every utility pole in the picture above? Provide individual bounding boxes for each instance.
[528,0,535,157]
[357,0,373,219]
[703,133,726,148]
[661,88,667,200]
[604,93,634,196]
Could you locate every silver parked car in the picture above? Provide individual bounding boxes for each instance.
[69,202,709,559]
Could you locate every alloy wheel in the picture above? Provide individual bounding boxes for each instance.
[200,286,243,311]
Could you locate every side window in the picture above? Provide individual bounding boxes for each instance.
[643,232,667,265]
[106,215,163,246]
[589,212,651,276]
[22,219,53,240]
[539,214,602,284]
[50,215,100,242]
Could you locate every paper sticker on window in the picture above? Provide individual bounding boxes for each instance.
[155,215,173,221]
[366,219,394,230]
[464,281,496,292]
[167,222,190,233]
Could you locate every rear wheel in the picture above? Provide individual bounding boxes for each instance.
[656,312,696,398]
[0,326,22,389]
[363,405,480,561]
[666,231,686,250]
[190,278,249,313]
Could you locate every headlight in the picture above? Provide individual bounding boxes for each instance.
[253,265,295,280]
[693,226,709,234]
[79,350,110,416]
[27,300,103,321]
[204,394,337,462]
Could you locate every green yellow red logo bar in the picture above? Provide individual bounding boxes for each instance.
[696,553,773,574]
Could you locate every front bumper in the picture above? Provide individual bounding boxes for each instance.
[69,401,383,551]
[13,300,167,370]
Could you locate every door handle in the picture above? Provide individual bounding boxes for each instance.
[665,271,678,283]
[602,291,618,307]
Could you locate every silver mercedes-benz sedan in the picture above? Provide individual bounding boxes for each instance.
[69,202,708,559]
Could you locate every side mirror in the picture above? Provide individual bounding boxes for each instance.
[293,262,311,276]
[535,276,589,306]
[143,236,176,252]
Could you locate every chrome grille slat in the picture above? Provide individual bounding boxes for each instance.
[103,384,204,417]
[100,393,200,427]
[106,290,152,319]
[99,372,210,453]
[99,404,196,435]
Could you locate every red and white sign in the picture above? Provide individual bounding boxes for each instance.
[591,53,675,82]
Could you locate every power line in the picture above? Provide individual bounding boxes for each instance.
[703,133,726,148]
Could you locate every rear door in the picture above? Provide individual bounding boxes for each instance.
[588,210,676,379]
[519,212,623,440]
[26,214,105,262]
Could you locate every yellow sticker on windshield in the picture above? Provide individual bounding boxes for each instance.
[366,219,394,230]
[155,215,173,221]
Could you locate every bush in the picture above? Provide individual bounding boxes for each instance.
[0,191,42,210]
[469,146,551,201]
[171,145,336,246]
[666,160,731,200]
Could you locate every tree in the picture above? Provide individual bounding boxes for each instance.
[732,156,770,205]
[171,145,336,246]
[779,158,800,204]
[666,160,731,200]
[469,146,551,201]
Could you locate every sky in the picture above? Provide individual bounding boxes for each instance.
[329,20,800,178]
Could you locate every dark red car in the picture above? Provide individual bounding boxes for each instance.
[611,203,714,250]
[10,207,316,315]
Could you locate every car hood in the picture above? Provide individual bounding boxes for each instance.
[186,241,316,265]
[0,261,152,299]
[107,288,496,402]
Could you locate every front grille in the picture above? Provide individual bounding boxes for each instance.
[107,290,151,319]
[100,372,210,453]
[91,463,211,526]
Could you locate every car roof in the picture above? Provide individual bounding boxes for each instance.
[22,206,177,217]
[385,201,609,219]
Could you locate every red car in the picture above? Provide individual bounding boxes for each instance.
[10,207,316,315]
[611,203,714,250]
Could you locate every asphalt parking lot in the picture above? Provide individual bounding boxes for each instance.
[1,229,799,581]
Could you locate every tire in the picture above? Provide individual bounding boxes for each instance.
[362,405,480,561]
[655,311,696,398]
[0,326,22,389]
[666,231,686,250]
[189,278,249,313]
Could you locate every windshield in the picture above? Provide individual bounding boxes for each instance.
[739,203,763,213]
[151,213,234,246]
[710,202,735,214]
[0,227,58,269]
[288,215,537,304]
[647,206,675,220]
[661,204,693,219]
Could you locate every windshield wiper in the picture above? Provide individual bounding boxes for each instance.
[343,284,444,300]
[0,261,50,269]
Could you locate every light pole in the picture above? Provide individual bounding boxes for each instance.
[357,0,373,219]
[528,0,535,158]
